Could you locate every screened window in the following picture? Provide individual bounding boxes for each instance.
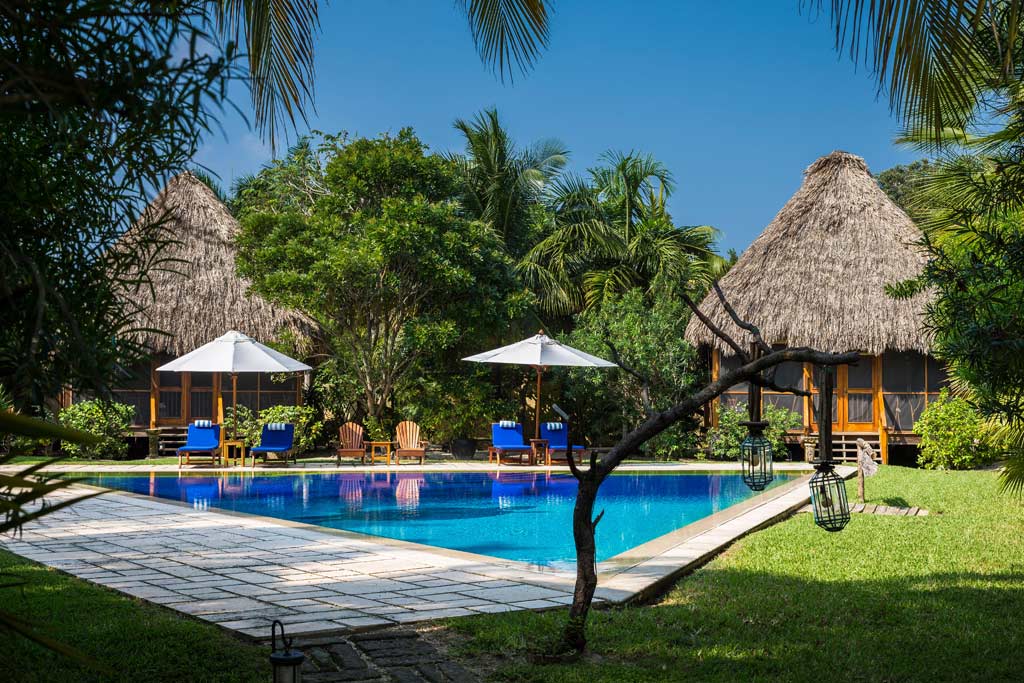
[883,351,926,392]
[221,373,300,415]
[847,356,874,389]
[881,352,945,432]
[847,393,873,423]
[927,357,948,391]
[112,363,152,426]
[884,393,925,431]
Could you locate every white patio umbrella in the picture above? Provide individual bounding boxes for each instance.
[156,330,312,438]
[463,331,616,438]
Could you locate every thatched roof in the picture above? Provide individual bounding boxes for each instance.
[685,151,931,355]
[121,172,315,357]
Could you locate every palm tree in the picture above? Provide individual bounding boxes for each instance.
[451,108,568,255]
[521,151,721,314]
[211,1,552,148]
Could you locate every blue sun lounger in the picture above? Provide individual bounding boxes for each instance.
[177,421,222,468]
[488,421,533,465]
[538,421,587,466]
[250,422,295,467]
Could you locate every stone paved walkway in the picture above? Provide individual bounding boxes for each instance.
[0,489,578,638]
[1,467,844,640]
[275,630,477,682]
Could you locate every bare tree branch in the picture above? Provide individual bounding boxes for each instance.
[680,291,747,360]
[712,283,772,355]
[602,338,653,416]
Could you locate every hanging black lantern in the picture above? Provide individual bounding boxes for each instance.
[269,620,305,683]
[809,365,850,532]
[740,422,773,491]
[740,344,773,491]
[810,461,850,532]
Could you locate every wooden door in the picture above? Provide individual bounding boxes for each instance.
[154,367,184,426]
[842,355,877,431]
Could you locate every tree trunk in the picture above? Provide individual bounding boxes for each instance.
[562,476,599,653]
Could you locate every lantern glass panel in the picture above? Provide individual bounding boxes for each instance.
[809,466,850,532]
[740,433,773,491]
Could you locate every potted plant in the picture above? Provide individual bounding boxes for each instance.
[448,407,484,459]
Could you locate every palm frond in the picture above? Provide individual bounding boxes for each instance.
[459,0,551,80]
[214,0,320,149]
[807,0,1000,141]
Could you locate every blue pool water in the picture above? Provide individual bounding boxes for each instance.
[73,471,794,566]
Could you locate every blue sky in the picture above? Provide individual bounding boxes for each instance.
[195,1,918,254]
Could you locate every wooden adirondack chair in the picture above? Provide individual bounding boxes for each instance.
[336,422,367,466]
[394,420,427,465]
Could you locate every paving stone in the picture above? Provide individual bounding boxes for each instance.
[385,667,426,683]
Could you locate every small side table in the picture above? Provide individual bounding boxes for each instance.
[367,441,393,466]
[221,439,247,467]
[529,439,550,467]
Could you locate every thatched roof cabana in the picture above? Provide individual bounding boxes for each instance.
[121,171,315,356]
[685,151,931,355]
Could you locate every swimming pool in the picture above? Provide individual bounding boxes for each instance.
[73,471,795,566]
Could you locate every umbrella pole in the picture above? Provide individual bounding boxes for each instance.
[535,366,543,440]
[231,372,238,440]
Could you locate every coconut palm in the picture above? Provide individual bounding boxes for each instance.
[451,108,568,255]
[521,151,721,314]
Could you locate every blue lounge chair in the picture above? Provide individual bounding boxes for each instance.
[250,422,295,467]
[488,421,533,465]
[177,421,221,469]
[538,421,587,466]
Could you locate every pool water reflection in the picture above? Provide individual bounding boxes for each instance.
[74,471,794,566]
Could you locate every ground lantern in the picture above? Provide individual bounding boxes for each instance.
[270,620,305,683]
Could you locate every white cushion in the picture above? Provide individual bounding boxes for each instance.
[545,422,564,430]
[194,420,212,428]
[498,420,516,429]
[266,422,288,431]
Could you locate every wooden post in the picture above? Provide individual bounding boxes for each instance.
[536,366,544,440]
[819,366,834,461]
[149,360,158,429]
[214,372,223,424]
[231,372,238,440]
[858,459,866,503]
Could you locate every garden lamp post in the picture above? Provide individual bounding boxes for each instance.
[269,620,304,683]
[740,345,773,491]
[809,365,850,532]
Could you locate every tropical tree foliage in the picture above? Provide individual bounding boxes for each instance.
[236,130,528,421]
[561,290,704,459]
[450,107,567,256]
[522,150,721,314]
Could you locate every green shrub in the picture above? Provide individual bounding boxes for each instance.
[915,389,1001,470]
[706,402,802,461]
[256,404,323,453]
[223,404,260,446]
[58,400,133,459]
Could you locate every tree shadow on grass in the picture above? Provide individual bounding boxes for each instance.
[469,569,1024,683]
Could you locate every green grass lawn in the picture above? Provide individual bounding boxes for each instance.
[0,550,268,682]
[444,466,1024,682]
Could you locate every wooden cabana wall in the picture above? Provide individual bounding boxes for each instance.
[711,349,947,463]
[111,358,303,431]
